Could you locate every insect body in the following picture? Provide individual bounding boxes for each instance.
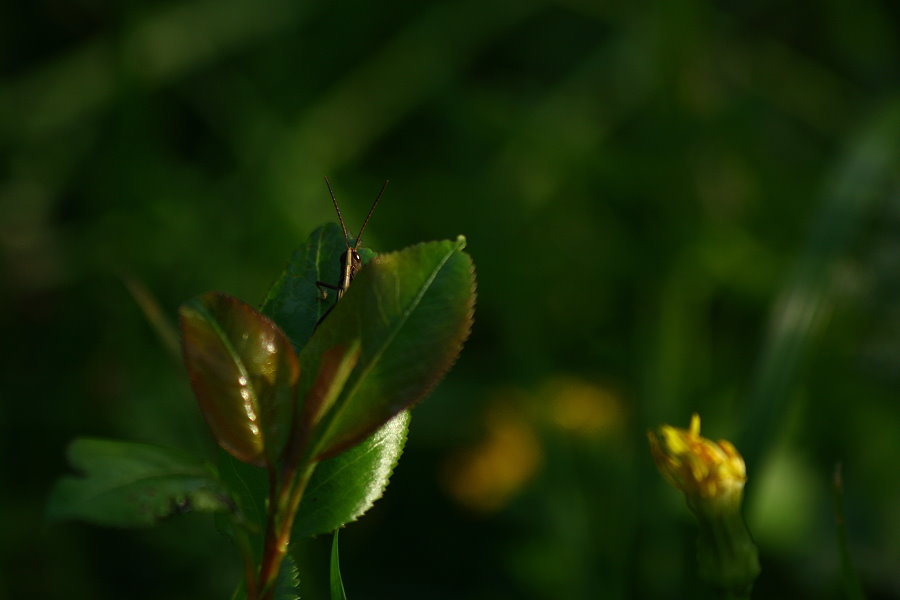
[315,176,388,324]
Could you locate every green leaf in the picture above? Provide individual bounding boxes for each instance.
[215,449,268,536]
[231,554,300,600]
[330,530,348,600]
[261,223,378,351]
[300,237,475,459]
[47,438,232,528]
[293,411,409,538]
[261,223,348,351]
[274,553,302,600]
[301,341,362,434]
[180,292,299,466]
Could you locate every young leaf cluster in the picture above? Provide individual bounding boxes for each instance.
[49,222,476,600]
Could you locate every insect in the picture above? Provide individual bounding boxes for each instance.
[315,176,389,324]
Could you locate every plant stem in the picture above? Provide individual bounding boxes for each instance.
[694,508,759,599]
[256,462,316,600]
[833,464,867,600]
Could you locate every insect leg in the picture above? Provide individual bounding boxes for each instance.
[316,280,339,301]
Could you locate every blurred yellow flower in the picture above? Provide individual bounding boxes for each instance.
[647,413,746,512]
[443,399,541,513]
[542,376,625,437]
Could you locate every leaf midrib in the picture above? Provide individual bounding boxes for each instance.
[58,470,221,507]
[317,243,458,451]
[195,301,265,451]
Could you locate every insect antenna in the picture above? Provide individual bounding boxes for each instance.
[354,179,389,250]
[324,175,351,247]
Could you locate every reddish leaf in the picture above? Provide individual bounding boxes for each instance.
[180,292,299,466]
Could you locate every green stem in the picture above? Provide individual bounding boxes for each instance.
[234,526,260,600]
[694,507,759,599]
[833,464,867,600]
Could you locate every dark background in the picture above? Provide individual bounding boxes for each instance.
[2,0,900,598]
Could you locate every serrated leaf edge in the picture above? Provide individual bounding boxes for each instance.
[297,411,410,536]
[314,241,475,459]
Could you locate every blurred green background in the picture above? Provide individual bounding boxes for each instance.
[2,0,900,598]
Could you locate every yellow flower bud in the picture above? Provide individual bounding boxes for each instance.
[648,414,760,597]
[648,413,746,513]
